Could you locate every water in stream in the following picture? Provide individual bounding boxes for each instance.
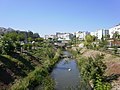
[51,51,86,90]
[35,51,91,90]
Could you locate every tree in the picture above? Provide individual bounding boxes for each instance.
[28,37,33,42]
[85,35,94,43]
[113,31,119,39]
[69,35,80,46]
[84,35,94,49]
[0,37,3,54]
[35,38,44,42]
[104,34,110,40]
[2,37,15,54]
[28,31,33,38]
[33,33,40,39]
[23,44,28,50]
[4,32,18,42]
[17,33,25,41]
[113,31,120,46]
[92,35,97,41]
[15,42,21,52]
[3,31,25,42]
[99,39,108,50]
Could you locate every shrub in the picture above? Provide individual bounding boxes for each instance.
[2,40,15,54]
[11,67,49,90]
[11,48,61,90]
[23,44,28,50]
[78,54,111,90]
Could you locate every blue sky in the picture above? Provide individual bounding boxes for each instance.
[0,0,120,37]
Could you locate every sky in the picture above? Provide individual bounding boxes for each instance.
[0,0,120,37]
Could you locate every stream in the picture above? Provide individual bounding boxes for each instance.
[35,51,91,90]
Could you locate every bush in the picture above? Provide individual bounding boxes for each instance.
[78,54,111,90]
[23,44,28,50]
[27,44,32,50]
[113,46,118,54]
[11,48,61,90]
[40,76,54,90]
[95,76,111,90]
[11,67,49,90]
[2,40,15,54]
[15,42,21,51]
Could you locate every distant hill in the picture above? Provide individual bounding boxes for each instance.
[0,27,15,35]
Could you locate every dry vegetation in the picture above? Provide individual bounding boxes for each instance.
[80,48,120,90]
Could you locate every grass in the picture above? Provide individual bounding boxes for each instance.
[69,49,111,90]
[11,66,48,90]
[10,49,61,90]
[39,76,54,90]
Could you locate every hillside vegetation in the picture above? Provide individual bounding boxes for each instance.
[0,31,61,90]
[71,48,120,90]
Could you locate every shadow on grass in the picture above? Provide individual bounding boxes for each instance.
[0,67,14,85]
[0,55,26,77]
[10,53,35,70]
[104,74,120,82]
[26,52,41,64]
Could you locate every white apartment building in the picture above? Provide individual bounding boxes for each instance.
[109,24,120,38]
[75,31,83,38]
[97,29,109,39]
[90,31,97,37]
[97,30,103,39]
[75,31,89,40]
[45,35,56,40]
[56,32,73,41]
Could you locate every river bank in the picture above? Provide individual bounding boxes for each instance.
[35,51,88,90]
[10,49,61,90]
[70,48,120,90]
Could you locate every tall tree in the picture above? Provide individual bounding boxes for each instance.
[28,31,33,38]
[113,31,119,40]
[33,33,40,39]
[2,37,15,54]
[84,35,94,49]
[85,35,94,43]
[4,32,18,42]
[113,31,120,46]
[17,33,25,41]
